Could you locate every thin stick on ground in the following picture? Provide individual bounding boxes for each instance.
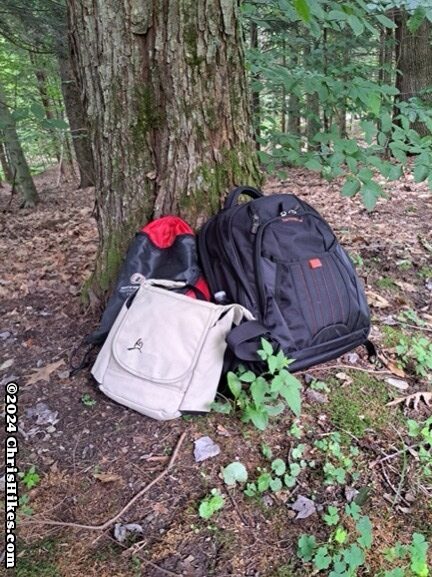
[21,431,187,532]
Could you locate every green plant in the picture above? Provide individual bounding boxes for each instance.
[297,505,373,575]
[314,433,360,486]
[244,445,308,496]
[19,465,41,489]
[406,417,432,480]
[222,462,248,486]
[212,339,301,430]
[396,336,432,377]
[198,489,225,520]
[397,310,425,327]
[381,533,430,577]
[81,393,97,407]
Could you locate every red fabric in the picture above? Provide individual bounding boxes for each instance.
[186,276,211,301]
[141,216,194,249]
[309,258,323,269]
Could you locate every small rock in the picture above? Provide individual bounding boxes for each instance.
[404,491,416,503]
[426,279,432,292]
[345,486,359,503]
[345,352,359,364]
[290,495,316,519]
[194,436,221,463]
[305,389,328,404]
[303,373,315,385]
[46,425,56,433]
[58,370,70,380]
[0,331,11,340]
[385,377,409,391]
[0,474,5,492]
[26,403,59,426]
[113,523,143,543]
[262,494,274,508]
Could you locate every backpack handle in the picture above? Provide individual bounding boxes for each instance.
[224,186,263,209]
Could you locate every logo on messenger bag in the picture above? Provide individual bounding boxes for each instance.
[128,338,143,353]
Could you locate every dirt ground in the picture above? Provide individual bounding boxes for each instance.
[0,166,431,577]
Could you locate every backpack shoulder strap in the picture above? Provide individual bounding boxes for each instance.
[226,320,271,361]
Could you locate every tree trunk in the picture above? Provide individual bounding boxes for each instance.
[394,9,432,136]
[68,0,261,296]
[29,53,62,162]
[250,21,261,149]
[58,50,95,188]
[0,87,39,208]
[0,140,13,182]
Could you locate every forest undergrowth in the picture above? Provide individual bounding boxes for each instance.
[0,165,431,577]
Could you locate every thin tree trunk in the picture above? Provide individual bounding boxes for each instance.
[57,50,95,188]
[0,87,39,208]
[286,33,300,136]
[68,0,261,296]
[250,21,261,149]
[29,53,62,162]
[0,140,13,182]
[394,9,432,136]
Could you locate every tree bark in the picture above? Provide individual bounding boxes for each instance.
[394,9,432,136]
[0,140,13,182]
[250,21,261,149]
[68,0,261,295]
[0,87,39,208]
[58,50,95,188]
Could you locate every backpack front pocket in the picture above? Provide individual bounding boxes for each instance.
[276,253,356,347]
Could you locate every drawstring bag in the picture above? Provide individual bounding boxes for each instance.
[91,279,253,420]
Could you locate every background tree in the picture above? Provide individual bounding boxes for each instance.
[68,0,261,295]
[0,84,39,207]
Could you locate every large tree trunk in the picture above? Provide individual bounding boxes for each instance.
[250,21,261,150]
[58,50,95,188]
[68,0,261,296]
[0,87,39,208]
[394,9,432,137]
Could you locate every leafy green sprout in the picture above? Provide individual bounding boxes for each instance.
[81,393,97,407]
[395,336,432,378]
[212,338,302,430]
[314,433,360,486]
[198,489,225,520]
[19,465,40,490]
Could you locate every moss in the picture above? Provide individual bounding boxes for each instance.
[418,266,432,279]
[268,564,296,577]
[16,538,60,577]
[327,372,395,437]
[376,276,398,291]
[382,326,405,348]
[180,143,261,220]
[132,85,165,145]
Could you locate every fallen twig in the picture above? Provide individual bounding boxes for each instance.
[21,431,187,532]
[370,443,421,468]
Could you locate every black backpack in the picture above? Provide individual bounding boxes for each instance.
[198,186,371,372]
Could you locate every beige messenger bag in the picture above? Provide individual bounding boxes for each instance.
[91,279,253,420]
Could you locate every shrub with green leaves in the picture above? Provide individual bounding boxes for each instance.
[212,339,302,430]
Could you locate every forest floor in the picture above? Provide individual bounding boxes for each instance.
[1,165,431,577]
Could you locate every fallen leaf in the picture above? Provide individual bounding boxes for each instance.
[378,354,406,378]
[194,436,221,463]
[0,359,14,371]
[335,372,353,385]
[216,424,231,437]
[366,291,390,309]
[385,378,409,391]
[25,359,65,385]
[93,472,122,483]
[387,391,432,411]
[290,495,316,519]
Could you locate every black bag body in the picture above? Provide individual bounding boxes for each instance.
[198,186,371,372]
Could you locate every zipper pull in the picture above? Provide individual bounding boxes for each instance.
[251,213,260,234]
